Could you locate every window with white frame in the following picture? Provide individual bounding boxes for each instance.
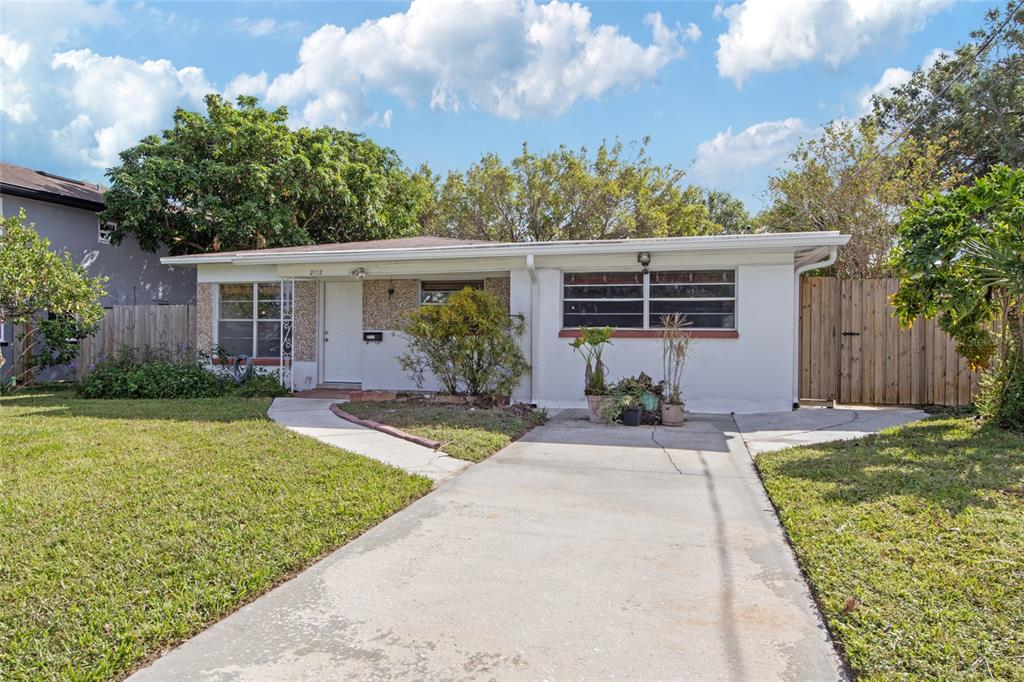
[562,272,644,328]
[562,270,736,330]
[217,283,282,357]
[419,280,484,305]
[97,221,115,244]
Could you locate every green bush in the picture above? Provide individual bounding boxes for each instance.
[234,371,290,398]
[76,355,293,400]
[76,359,227,399]
[977,353,1024,432]
[399,288,529,398]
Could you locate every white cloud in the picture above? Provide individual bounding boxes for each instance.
[716,0,950,85]
[230,17,303,37]
[683,22,702,42]
[265,0,685,127]
[224,71,269,101]
[857,47,951,113]
[693,117,809,180]
[0,34,33,122]
[51,49,212,168]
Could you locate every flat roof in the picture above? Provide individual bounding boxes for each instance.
[162,231,850,266]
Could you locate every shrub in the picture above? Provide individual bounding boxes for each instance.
[399,288,529,398]
[234,371,290,398]
[977,353,1024,432]
[76,359,227,399]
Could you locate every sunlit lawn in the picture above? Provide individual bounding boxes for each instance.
[0,390,432,680]
[757,418,1024,680]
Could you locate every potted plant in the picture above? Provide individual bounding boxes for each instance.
[660,313,693,426]
[569,326,614,423]
[619,394,642,426]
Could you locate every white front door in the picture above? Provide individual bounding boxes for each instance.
[323,281,362,384]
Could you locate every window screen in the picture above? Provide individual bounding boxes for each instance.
[562,272,644,328]
[419,280,484,305]
[217,283,282,357]
[649,270,735,329]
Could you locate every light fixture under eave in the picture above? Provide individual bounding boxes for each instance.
[352,267,366,279]
[637,251,651,273]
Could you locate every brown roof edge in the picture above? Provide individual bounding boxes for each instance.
[208,235,493,257]
[0,162,105,211]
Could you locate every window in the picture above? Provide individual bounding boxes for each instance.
[562,272,644,328]
[649,270,735,329]
[562,270,736,330]
[97,221,115,244]
[217,283,282,357]
[419,280,484,305]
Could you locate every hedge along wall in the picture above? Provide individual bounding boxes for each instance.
[362,277,511,331]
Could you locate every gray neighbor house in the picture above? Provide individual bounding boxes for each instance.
[0,162,196,376]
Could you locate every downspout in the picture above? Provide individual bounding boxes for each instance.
[526,254,539,405]
[792,246,838,408]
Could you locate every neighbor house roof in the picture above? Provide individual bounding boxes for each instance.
[162,231,850,267]
[0,162,105,211]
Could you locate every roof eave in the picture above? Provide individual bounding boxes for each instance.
[160,232,851,267]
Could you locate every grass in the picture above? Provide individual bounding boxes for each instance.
[756,417,1024,680]
[0,390,432,681]
[341,400,546,462]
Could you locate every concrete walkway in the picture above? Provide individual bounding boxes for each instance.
[132,411,846,681]
[268,398,470,483]
[735,405,928,456]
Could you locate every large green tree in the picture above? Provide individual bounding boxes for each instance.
[889,165,1024,429]
[758,119,959,277]
[419,139,725,242]
[869,1,1024,182]
[0,211,106,387]
[102,95,428,255]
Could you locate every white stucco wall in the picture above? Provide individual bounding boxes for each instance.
[527,263,796,413]
[197,252,800,412]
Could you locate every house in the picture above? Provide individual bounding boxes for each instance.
[0,162,197,375]
[162,231,849,413]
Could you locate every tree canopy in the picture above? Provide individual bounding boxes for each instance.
[0,210,106,385]
[869,1,1024,183]
[418,139,742,242]
[889,165,1024,428]
[758,120,959,277]
[102,95,428,255]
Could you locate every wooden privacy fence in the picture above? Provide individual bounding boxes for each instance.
[799,278,980,406]
[77,305,196,378]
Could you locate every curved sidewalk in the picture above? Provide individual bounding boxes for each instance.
[267,398,470,483]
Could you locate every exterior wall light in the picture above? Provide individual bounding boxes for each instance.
[637,251,651,273]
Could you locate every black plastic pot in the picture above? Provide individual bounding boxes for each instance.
[621,406,642,426]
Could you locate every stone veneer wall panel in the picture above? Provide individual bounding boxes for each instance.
[196,282,214,355]
[363,279,419,330]
[292,280,317,362]
[484,277,511,312]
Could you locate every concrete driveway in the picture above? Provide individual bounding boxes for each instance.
[132,411,845,682]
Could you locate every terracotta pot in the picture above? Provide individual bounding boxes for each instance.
[661,403,685,426]
[586,395,614,424]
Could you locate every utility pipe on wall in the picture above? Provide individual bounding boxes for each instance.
[792,246,838,408]
[532,253,540,403]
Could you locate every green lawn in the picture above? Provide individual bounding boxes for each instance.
[756,417,1024,680]
[0,390,432,681]
[342,401,546,462]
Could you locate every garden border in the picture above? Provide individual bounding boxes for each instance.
[329,404,442,450]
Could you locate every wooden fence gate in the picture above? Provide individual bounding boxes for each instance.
[799,277,980,406]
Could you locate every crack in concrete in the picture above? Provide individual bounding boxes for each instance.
[650,426,683,475]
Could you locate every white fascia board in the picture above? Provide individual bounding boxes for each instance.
[161,232,850,267]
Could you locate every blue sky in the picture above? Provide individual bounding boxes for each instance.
[0,0,997,210]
